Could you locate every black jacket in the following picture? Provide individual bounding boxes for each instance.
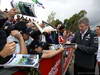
[0,30,12,64]
[72,29,98,69]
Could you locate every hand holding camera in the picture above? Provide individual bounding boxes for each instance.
[11,30,23,40]
[0,42,16,58]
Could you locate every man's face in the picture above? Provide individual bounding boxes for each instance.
[96,27,100,36]
[79,23,88,33]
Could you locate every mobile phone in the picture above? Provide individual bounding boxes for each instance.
[13,41,18,44]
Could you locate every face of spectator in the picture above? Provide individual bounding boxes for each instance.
[63,30,70,37]
[22,33,29,41]
[79,23,89,33]
[96,27,100,36]
[8,8,19,17]
[26,23,38,30]
[17,15,20,19]
[26,23,35,29]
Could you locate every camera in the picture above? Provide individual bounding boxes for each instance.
[11,0,36,17]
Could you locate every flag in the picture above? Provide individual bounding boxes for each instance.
[11,0,14,8]
[31,0,45,9]
[37,1,45,9]
[32,0,38,3]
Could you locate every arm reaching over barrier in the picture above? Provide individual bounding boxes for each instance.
[34,46,64,58]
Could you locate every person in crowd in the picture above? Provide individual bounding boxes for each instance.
[28,40,64,58]
[7,21,33,54]
[26,22,37,30]
[58,25,65,36]
[96,26,100,74]
[71,17,98,75]
[7,30,28,54]
[3,16,16,37]
[0,8,19,62]
[0,8,21,75]
[58,26,65,44]
[63,29,74,44]
[28,18,32,22]
[4,8,8,13]
[26,22,65,58]
[16,15,21,23]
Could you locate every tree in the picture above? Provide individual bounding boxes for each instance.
[64,18,69,29]
[78,10,87,18]
[47,11,56,24]
[50,19,62,27]
[64,10,87,32]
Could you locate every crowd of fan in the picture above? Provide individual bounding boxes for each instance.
[0,8,74,75]
[1,7,100,75]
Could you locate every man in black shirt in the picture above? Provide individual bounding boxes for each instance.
[71,17,98,75]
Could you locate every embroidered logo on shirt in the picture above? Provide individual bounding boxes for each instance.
[84,34,90,41]
[94,37,98,43]
[85,34,90,39]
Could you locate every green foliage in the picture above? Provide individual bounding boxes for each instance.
[50,19,62,27]
[47,10,87,32]
[64,10,87,32]
[47,11,56,24]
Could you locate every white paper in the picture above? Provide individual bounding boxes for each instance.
[0,54,39,68]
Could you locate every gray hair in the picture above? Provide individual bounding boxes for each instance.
[96,25,100,28]
[79,17,90,25]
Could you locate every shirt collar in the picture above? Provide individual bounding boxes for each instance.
[80,29,88,35]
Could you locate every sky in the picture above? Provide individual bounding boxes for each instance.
[0,0,100,27]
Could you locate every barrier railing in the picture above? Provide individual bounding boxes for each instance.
[39,48,73,75]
